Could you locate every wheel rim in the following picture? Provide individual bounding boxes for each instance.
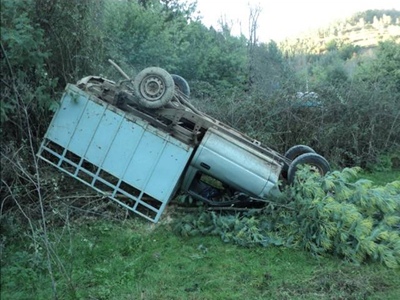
[139,75,166,101]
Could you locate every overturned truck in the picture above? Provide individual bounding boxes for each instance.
[37,62,330,222]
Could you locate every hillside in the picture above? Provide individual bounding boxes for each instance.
[280,9,400,54]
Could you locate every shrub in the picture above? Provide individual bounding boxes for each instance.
[175,167,400,268]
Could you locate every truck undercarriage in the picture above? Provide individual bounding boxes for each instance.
[37,62,330,222]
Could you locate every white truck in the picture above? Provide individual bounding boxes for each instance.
[38,64,330,222]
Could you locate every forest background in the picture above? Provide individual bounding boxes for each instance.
[1,0,399,170]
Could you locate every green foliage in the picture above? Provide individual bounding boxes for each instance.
[284,167,400,268]
[325,39,340,52]
[274,40,400,167]
[175,167,400,268]
[2,0,398,169]
[367,152,400,172]
[356,40,400,92]
[101,0,247,91]
[175,210,285,248]
[361,170,400,185]
[249,40,295,97]
[1,0,47,67]
[338,43,361,60]
[34,0,107,83]
[0,0,56,127]
[104,1,173,72]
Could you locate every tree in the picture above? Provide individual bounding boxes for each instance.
[247,4,262,89]
[250,41,294,96]
[1,0,56,141]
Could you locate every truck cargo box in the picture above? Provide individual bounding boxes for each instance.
[37,84,194,222]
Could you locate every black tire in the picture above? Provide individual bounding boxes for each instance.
[171,74,190,98]
[288,153,330,184]
[133,67,174,109]
[282,145,316,179]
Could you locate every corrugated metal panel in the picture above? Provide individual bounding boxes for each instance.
[38,84,193,222]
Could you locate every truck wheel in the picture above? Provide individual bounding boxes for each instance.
[133,67,174,109]
[172,74,190,98]
[288,153,330,184]
[282,145,316,179]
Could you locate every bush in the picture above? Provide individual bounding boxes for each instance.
[1,0,57,139]
[175,167,400,268]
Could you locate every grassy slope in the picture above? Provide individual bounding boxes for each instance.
[2,219,399,300]
[1,171,399,300]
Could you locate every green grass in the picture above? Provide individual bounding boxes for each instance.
[1,170,399,300]
[1,217,399,300]
[360,170,400,185]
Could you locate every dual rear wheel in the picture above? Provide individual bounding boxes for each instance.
[283,145,330,184]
